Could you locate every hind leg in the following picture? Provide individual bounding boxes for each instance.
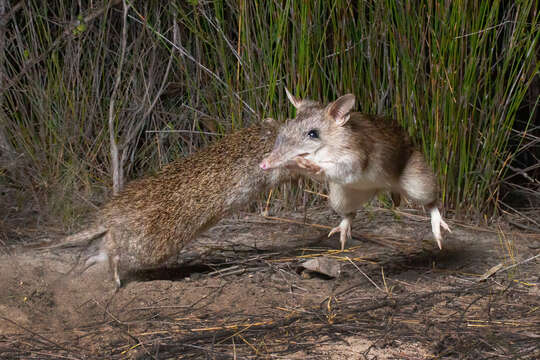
[429,207,451,249]
[399,151,451,248]
[103,232,122,288]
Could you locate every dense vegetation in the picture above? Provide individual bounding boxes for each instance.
[0,0,538,228]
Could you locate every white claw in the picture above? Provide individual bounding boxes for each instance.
[430,208,451,250]
[328,226,340,238]
[440,218,451,233]
[328,217,353,250]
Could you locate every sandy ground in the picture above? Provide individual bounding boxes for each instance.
[0,207,539,359]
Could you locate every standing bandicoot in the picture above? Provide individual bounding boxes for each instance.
[260,89,450,250]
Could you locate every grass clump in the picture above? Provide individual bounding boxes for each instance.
[0,0,538,226]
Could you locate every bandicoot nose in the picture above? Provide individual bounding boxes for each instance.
[259,160,269,170]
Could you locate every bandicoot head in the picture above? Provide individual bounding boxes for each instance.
[259,89,356,171]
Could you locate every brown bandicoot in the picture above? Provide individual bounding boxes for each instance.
[52,119,295,288]
[260,90,450,250]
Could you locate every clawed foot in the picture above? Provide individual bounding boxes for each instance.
[430,208,451,250]
[328,218,352,250]
[286,156,324,176]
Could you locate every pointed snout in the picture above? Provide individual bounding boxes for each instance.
[259,158,272,170]
[259,153,281,171]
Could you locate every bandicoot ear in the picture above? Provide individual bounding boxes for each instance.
[326,94,355,126]
[285,87,303,109]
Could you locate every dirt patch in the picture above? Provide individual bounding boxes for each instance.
[1,207,539,359]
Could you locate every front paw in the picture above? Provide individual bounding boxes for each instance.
[287,157,324,175]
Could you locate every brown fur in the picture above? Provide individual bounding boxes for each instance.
[261,92,449,250]
[265,105,436,202]
[329,113,438,204]
[66,122,292,286]
[335,113,416,184]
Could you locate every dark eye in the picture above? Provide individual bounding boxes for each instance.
[307,129,319,139]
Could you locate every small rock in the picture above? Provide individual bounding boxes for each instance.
[300,257,341,278]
